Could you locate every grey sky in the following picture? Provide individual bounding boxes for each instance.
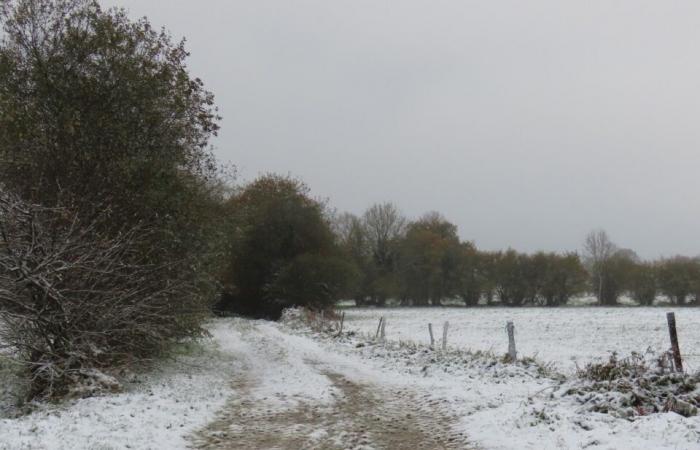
[106,0,700,259]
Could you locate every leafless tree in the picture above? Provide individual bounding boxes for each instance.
[0,190,206,399]
[363,202,406,267]
[332,212,362,245]
[583,229,617,304]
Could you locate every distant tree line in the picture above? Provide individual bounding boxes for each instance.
[333,204,589,308]
[217,184,700,319]
[333,208,700,308]
[583,230,700,307]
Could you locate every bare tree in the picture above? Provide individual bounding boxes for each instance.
[363,203,406,267]
[583,229,617,304]
[361,203,406,305]
[332,212,363,246]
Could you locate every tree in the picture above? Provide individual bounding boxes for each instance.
[627,261,657,306]
[456,242,486,306]
[597,249,638,305]
[494,249,531,306]
[0,0,224,311]
[0,0,219,208]
[538,252,588,306]
[657,257,699,306]
[397,212,461,306]
[220,175,354,318]
[478,251,500,305]
[583,230,618,305]
[361,203,406,305]
[333,212,371,304]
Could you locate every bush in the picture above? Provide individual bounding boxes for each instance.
[265,254,359,311]
[571,351,700,417]
[0,191,207,399]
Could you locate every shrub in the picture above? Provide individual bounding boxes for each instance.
[0,191,207,399]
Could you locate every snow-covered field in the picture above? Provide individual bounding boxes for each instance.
[344,306,700,373]
[1,313,699,450]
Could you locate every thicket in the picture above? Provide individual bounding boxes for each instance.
[0,0,224,399]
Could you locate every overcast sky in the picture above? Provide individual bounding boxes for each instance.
[105,0,700,259]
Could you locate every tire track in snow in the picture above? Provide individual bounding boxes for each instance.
[189,320,474,449]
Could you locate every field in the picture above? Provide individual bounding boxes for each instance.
[344,306,700,373]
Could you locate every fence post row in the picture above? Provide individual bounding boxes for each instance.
[666,312,683,373]
[365,315,682,371]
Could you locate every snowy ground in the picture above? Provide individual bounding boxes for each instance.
[1,312,699,449]
[0,322,240,450]
[343,306,700,373]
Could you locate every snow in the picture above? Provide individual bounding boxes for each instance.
[0,320,242,450]
[343,306,700,373]
[279,307,700,449]
[1,310,699,449]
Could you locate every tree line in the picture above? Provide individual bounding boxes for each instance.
[334,213,700,309]
[216,178,700,319]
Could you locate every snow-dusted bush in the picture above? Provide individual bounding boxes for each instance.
[568,352,700,417]
[0,192,206,400]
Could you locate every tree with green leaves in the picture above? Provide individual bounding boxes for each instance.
[538,252,588,306]
[597,249,638,305]
[657,257,699,306]
[493,249,531,306]
[397,212,461,306]
[456,241,486,306]
[220,174,356,318]
[627,261,657,306]
[0,0,225,304]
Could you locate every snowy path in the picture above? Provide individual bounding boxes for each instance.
[191,320,473,449]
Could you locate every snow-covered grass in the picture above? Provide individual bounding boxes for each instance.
[343,306,700,373]
[2,311,699,450]
[292,308,700,450]
[0,321,242,450]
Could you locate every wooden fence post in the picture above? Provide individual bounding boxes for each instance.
[506,321,516,362]
[428,323,435,348]
[337,312,345,336]
[375,317,384,340]
[442,321,449,351]
[667,312,683,373]
[380,318,387,342]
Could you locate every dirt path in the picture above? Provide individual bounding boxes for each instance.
[189,322,473,449]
